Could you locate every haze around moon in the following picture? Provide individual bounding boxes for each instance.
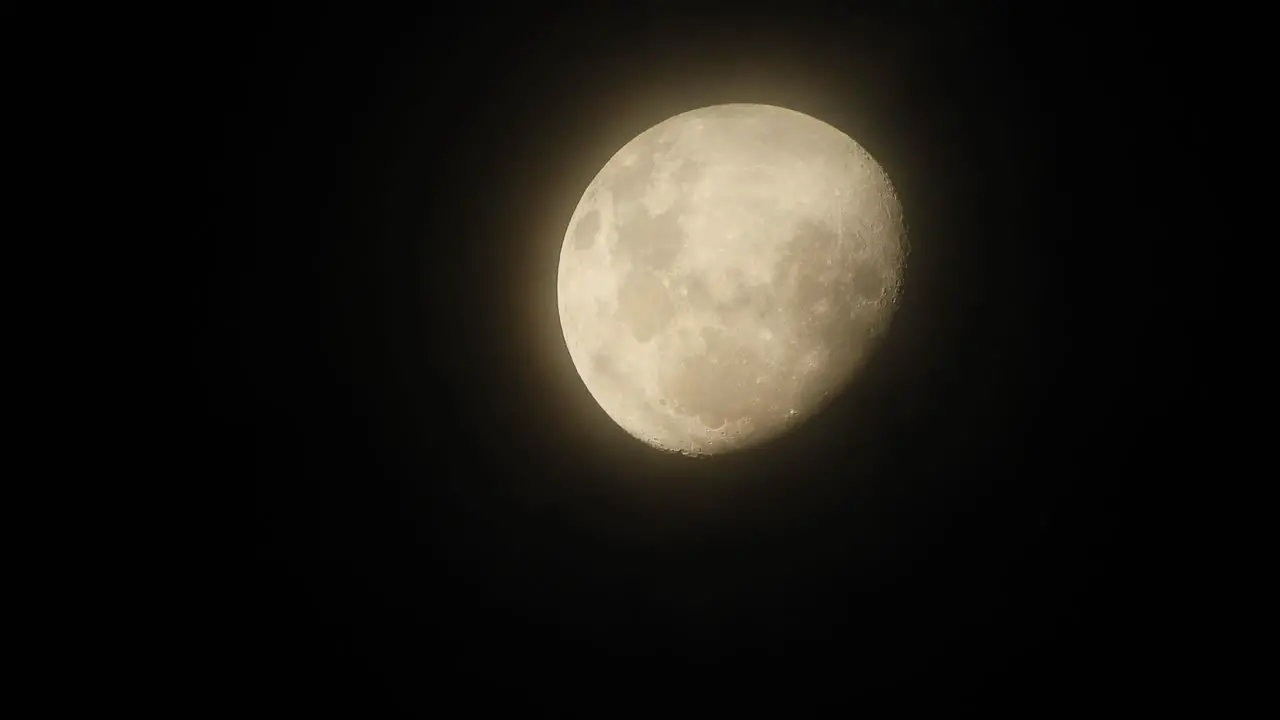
[557,103,906,456]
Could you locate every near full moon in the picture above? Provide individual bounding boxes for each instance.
[557,103,906,456]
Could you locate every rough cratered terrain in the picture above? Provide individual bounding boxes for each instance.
[558,104,906,456]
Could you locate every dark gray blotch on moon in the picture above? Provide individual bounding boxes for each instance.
[614,206,685,274]
[574,208,600,250]
[671,158,704,186]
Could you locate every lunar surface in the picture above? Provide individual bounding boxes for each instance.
[557,103,906,456]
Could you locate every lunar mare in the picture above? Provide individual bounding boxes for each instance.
[557,104,906,456]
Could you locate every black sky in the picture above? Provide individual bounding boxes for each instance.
[192,2,1207,712]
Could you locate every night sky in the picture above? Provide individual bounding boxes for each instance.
[192,2,1205,712]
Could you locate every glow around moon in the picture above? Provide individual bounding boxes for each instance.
[557,104,906,456]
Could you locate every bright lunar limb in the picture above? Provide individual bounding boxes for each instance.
[557,103,906,456]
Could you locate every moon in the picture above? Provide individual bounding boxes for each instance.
[557,103,906,456]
